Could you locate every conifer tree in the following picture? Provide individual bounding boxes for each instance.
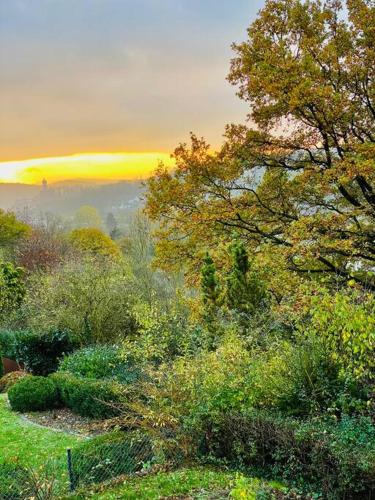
[201,252,219,306]
[226,239,267,316]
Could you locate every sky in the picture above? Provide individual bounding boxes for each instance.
[0,0,265,183]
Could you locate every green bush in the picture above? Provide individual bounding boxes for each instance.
[202,411,375,499]
[52,372,123,418]
[71,431,153,487]
[8,375,60,412]
[302,289,375,383]
[14,329,78,376]
[19,259,139,344]
[122,304,211,368]
[249,336,366,417]
[59,345,139,384]
[0,329,18,360]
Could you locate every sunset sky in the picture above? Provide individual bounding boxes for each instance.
[0,0,263,184]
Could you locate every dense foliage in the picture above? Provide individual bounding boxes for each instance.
[14,329,78,376]
[52,372,123,418]
[69,227,121,259]
[18,259,139,343]
[59,344,139,384]
[8,375,60,412]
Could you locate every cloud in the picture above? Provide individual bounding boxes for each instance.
[0,0,264,161]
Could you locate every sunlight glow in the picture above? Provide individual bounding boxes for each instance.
[0,152,174,184]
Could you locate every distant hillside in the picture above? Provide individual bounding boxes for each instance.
[0,183,41,210]
[0,180,145,216]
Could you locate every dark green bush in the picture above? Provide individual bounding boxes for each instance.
[14,329,78,376]
[59,345,139,384]
[8,375,60,412]
[0,329,17,360]
[52,372,123,418]
[71,431,153,487]
[202,411,375,499]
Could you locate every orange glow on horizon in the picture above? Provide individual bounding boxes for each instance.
[0,152,174,184]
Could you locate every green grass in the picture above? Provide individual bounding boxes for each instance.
[71,468,236,499]
[71,468,285,499]
[0,393,81,467]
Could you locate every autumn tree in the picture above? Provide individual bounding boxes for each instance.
[0,210,30,250]
[69,228,121,259]
[16,227,70,272]
[146,0,375,291]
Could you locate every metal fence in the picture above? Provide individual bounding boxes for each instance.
[0,457,67,500]
[1,431,174,499]
[66,431,155,492]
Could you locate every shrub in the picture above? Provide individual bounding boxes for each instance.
[248,336,364,417]
[14,329,78,376]
[59,345,139,384]
[0,329,18,360]
[19,259,139,344]
[0,370,27,393]
[127,334,253,457]
[122,304,209,367]
[8,375,60,412]
[71,431,153,487]
[52,372,123,418]
[0,462,57,499]
[202,411,375,499]
[302,289,375,383]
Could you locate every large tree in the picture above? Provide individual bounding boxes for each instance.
[146,0,375,290]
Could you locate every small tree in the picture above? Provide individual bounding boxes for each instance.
[106,212,121,239]
[201,253,219,306]
[226,239,267,317]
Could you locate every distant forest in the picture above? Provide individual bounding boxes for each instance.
[0,180,144,219]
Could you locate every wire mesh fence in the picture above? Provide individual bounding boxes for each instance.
[66,431,155,492]
[0,456,68,500]
[0,430,177,499]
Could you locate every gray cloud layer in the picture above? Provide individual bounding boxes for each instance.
[0,0,264,160]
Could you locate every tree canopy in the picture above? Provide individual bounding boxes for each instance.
[69,228,121,259]
[0,210,30,249]
[146,0,375,291]
[74,205,102,229]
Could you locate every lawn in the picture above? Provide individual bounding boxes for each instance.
[0,393,81,467]
[70,468,286,499]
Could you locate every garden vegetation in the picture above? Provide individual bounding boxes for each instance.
[0,1,374,498]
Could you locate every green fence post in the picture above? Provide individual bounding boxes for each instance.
[67,448,76,492]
